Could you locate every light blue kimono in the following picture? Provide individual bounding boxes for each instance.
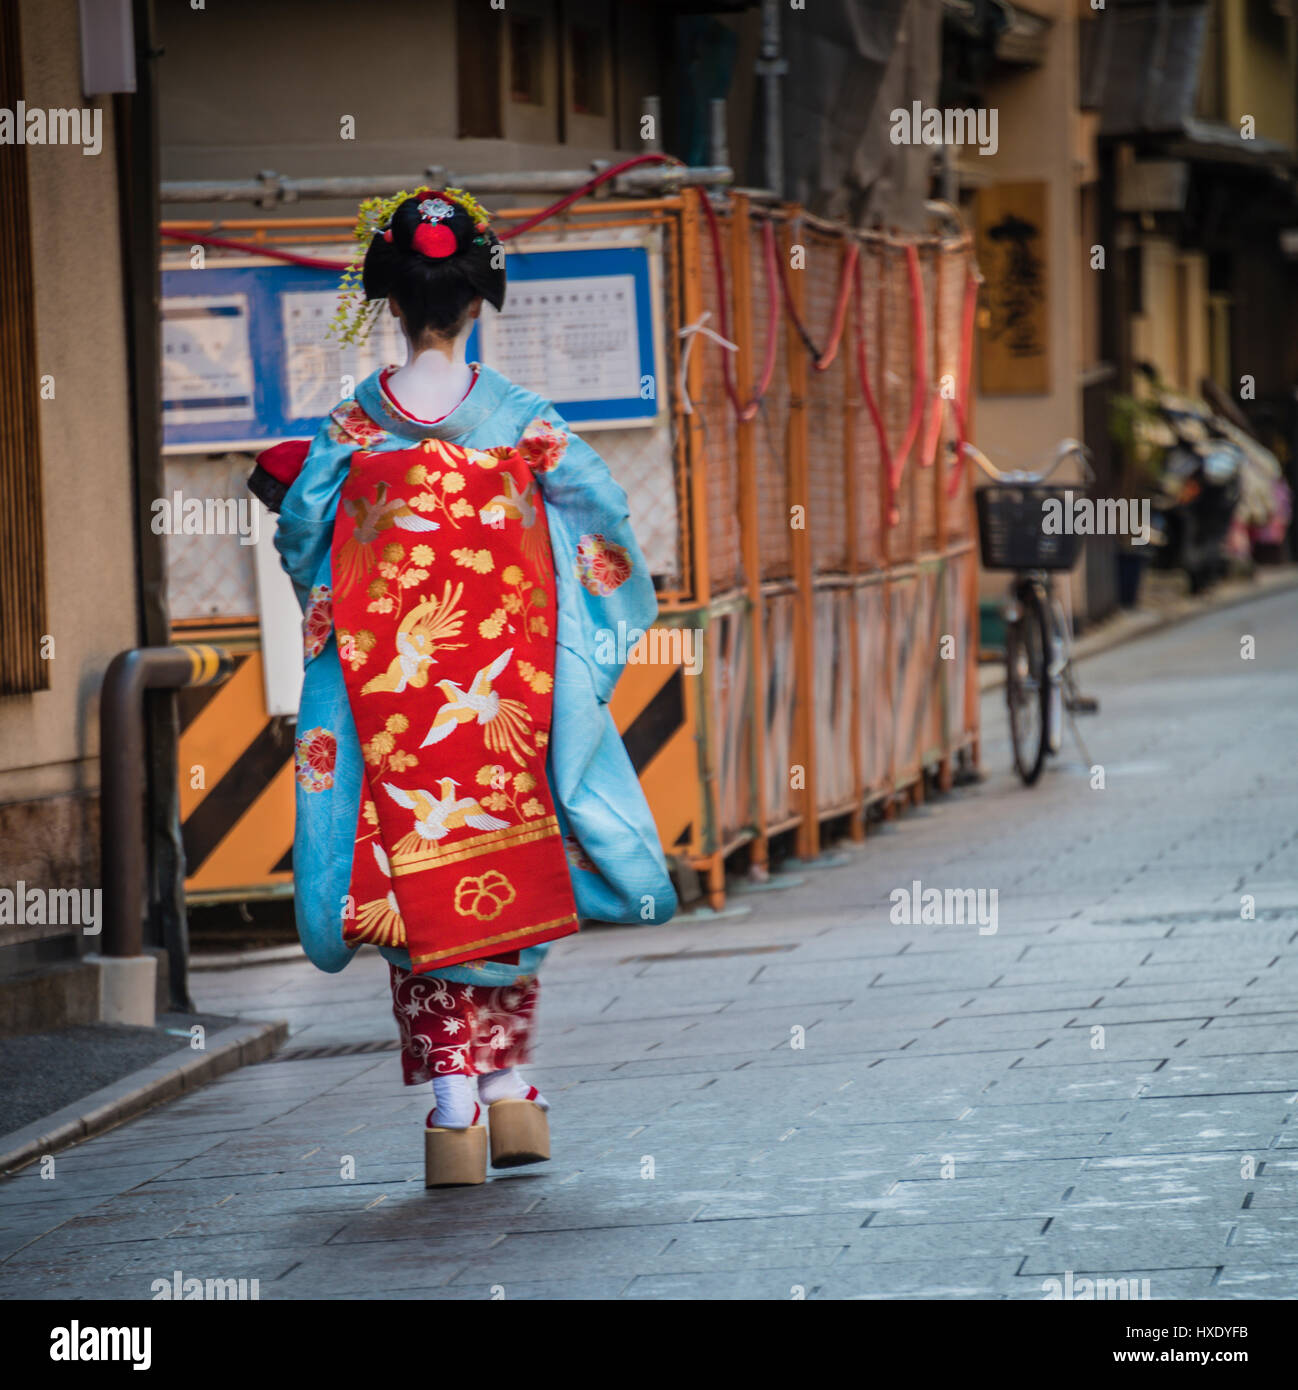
[274,365,676,986]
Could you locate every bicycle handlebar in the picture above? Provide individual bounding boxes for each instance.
[962,437,1094,485]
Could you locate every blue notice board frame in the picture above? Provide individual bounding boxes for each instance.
[467,243,657,428]
[162,240,658,452]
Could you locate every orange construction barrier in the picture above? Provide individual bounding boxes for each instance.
[160,190,980,912]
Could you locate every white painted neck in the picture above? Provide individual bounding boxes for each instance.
[386,320,475,422]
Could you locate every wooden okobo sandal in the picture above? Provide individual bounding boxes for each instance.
[424,1102,487,1187]
[487,1088,551,1169]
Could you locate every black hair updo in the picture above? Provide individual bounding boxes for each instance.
[361,192,506,342]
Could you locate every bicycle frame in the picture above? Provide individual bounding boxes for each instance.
[963,438,1093,778]
[1001,573,1063,752]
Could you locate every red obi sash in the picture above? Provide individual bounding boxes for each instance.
[331,436,579,972]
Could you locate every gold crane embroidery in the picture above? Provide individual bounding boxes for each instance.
[383,777,510,855]
[419,647,537,767]
[336,479,439,592]
[361,581,468,695]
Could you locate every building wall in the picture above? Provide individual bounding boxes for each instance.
[156,0,666,219]
[965,3,1082,454]
[1219,0,1297,148]
[1131,238,1183,387]
[959,1,1087,607]
[0,0,139,964]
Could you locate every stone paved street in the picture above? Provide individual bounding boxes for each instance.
[2,589,1297,1300]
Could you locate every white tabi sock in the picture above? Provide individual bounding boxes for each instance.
[427,1074,479,1129]
[477,1067,549,1111]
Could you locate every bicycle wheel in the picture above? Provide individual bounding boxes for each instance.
[1005,583,1050,786]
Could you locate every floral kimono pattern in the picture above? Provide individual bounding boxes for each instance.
[389,963,539,1083]
[273,364,676,989]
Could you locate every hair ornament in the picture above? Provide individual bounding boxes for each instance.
[412,221,457,259]
[444,186,492,227]
[332,186,418,344]
[330,185,497,344]
[417,196,456,224]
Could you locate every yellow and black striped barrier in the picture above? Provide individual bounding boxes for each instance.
[176,647,296,899]
[608,622,701,863]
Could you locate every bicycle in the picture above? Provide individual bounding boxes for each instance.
[963,437,1100,786]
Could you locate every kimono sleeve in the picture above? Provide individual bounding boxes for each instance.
[519,410,657,705]
[273,415,355,611]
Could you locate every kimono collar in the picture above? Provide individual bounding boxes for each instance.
[355,363,509,442]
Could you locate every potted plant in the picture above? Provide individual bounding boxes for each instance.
[1109,389,1175,607]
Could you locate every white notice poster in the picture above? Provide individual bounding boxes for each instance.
[280,291,406,420]
[480,275,640,403]
[161,294,256,426]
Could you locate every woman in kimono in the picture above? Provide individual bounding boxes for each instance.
[258,188,676,1187]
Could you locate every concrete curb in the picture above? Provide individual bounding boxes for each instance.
[978,567,1298,694]
[0,1017,288,1176]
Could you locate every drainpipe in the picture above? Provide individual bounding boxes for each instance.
[756,0,786,197]
[96,645,232,1025]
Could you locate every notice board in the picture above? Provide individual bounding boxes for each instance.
[162,239,662,453]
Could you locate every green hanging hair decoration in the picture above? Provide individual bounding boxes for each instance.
[329,188,416,346]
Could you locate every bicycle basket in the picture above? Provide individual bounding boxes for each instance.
[975,483,1085,571]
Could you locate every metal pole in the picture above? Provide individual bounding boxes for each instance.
[709,98,730,174]
[100,645,233,959]
[757,0,786,197]
[642,94,662,152]
[120,0,194,1011]
[160,165,733,207]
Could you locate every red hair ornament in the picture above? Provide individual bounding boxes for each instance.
[412,222,458,259]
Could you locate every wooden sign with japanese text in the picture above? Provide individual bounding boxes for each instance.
[975,181,1050,396]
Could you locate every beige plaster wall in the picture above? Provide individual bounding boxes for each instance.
[0,1,139,920]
